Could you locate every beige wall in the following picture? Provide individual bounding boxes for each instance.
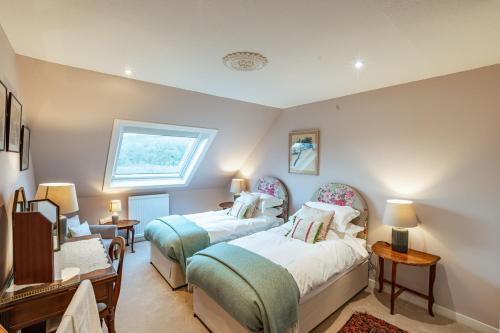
[16,56,280,221]
[0,26,36,288]
[78,188,231,225]
[240,64,500,328]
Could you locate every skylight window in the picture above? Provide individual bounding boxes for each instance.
[103,120,217,191]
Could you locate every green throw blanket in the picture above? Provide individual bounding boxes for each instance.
[187,243,300,333]
[144,215,210,274]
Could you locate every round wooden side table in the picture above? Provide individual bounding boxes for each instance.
[372,241,441,316]
[218,201,234,210]
[109,219,140,253]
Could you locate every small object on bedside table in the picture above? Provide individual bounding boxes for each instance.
[103,219,139,252]
[382,199,418,253]
[230,178,246,201]
[219,201,234,210]
[109,199,122,224]
[372,241,440,316]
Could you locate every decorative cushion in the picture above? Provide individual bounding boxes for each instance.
[287,219,323,244]
[295,205,334,241]
[228,201,250,219]
[305,201,360,232]
[68,221,92,237]
[238,192,260,218]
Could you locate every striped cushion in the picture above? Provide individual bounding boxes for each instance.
[287,218,323,244]
[297,205,334,241]
[228,201,249,219]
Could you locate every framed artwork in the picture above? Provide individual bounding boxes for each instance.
[6,92,22,153]
[289,129,320,175]
[0,80,7,151]
[20,126,30,171]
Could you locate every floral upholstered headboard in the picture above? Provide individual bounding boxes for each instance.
[253,176,289,221]
[311,183,369,239]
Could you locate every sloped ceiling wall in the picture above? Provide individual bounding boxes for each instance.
[17,55,281,220]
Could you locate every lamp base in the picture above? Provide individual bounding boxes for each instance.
[391,228,409,253]
[112,215,119,224]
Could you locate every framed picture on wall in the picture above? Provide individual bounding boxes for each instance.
[6,92,22,153]
[288,129,320,175]
[0,80,7,151]
[20,126,30,171]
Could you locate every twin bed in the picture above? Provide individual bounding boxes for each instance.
[145,177,369,333]
[145,176,289,289]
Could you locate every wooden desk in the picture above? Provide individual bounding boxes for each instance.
[0,235,117,333]
[372,241,440,316]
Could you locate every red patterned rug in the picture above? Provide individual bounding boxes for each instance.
[338,312,408,333]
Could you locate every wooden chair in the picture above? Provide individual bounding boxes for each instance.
[98,236,125,332]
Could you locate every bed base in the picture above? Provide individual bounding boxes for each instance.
[193,260,368,333]
[150,243,186,289]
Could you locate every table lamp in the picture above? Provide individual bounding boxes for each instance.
[230,178,245,201]
[109,199,122,224]
[35,183,79,244]
[382,199,418,253]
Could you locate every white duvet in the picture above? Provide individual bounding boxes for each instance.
[229,222,369,298]
[184,210,283,244]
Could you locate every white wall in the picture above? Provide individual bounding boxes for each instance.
[240,64,500,328]
[0,25,36,288]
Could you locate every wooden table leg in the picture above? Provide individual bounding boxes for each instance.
[391,261,398,315]
[428,264,436,316]
[378,256,384,292]
[131,226,135,253]
[125,227,130,246]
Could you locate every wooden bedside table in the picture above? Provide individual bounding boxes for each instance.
[104,219,140,253]
[372,241,441,316]
[219,201,234,210]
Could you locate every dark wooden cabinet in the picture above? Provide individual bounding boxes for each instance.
[12,188,60,284]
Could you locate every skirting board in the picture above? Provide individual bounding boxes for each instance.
[366,279,499,333]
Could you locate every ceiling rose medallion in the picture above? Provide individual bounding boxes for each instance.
[222,52,268,71]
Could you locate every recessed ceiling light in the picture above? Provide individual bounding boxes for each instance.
[354,60,364,69]
[124,69,132,76]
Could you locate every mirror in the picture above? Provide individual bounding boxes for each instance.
[28,199,61,252]
[12,187,27,215]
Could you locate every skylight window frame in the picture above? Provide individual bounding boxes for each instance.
[103,119,217,192]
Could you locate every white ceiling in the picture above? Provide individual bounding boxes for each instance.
[1,0,500,108]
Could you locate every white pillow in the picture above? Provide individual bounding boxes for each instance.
[68,221,92,237]
[251,192,283,209]
[344,223,364,236]
[254,207,283,218]
[237,192,260,218]
[326,223,364,240]
[305,201,360,232]
[66,215,81,237]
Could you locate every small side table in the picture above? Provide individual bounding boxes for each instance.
[105,219,140,253]
[372,241,441,316]
[219,201,234,210]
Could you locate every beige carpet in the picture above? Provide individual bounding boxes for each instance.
[109,241,478,333]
